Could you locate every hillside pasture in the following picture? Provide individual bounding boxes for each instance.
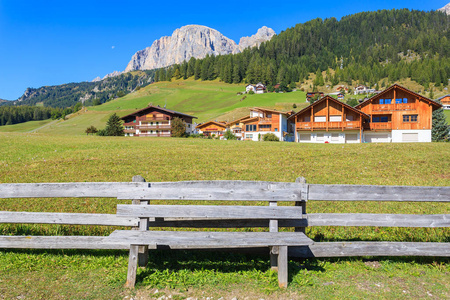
[0,133,449,299]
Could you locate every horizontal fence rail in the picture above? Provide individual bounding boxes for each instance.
[1,181,449,202]
[307,213,450,227]
[0,211,138,226]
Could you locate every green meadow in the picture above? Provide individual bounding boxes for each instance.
[0,79,308,136]
[0,133,449,299]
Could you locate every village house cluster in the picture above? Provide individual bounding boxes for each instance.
[121,84,443,143]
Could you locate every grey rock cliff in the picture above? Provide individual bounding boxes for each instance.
[438,3,450,14]
[239,26,276,51]
[124,25,275,72]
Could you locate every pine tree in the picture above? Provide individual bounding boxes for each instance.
[105,113,124,136]
[432,104,449,142]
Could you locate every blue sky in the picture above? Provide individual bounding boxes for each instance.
[0,0,447,100]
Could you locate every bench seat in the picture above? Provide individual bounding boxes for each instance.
[109,230,313,249]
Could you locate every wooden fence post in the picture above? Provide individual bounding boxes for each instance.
[295,177,307,233]
[132,175,149,268]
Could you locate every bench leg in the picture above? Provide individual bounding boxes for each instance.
[138,245,149,267]
[270,246,278,271]
[277,246,288,288]
[125,245,139,288]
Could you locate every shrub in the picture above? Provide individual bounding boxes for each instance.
[248,90,255,95]
[85,125,98,135]
[262,133,279,142]
[223,130,237,140]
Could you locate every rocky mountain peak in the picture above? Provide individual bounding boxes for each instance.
[438,2,450,14]
[123,25,275,73]
[239,26,276,51]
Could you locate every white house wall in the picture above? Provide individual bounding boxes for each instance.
[296,131,361,144]
[391,130,431,143]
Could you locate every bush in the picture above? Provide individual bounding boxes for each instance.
[263,133,279,141]
[248,90,255,95]
[96,129,107,136]
[85,125,98,135]
[223,130,237,140]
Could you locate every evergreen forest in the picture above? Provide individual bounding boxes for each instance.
[155,9,450,90]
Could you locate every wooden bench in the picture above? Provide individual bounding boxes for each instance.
[113,203,312,288]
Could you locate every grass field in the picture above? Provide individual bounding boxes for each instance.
[0,133,449,299]
[0,79,308,136]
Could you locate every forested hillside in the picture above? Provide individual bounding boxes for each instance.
[155,9,450,90]
[1,70,156,108]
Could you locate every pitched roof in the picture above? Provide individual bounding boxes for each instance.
[251,107,294,116]
[195,121,227,130]
[120,105,197,120]
[226,115,252,126]
[288,95,370,120]
[355,84,442,109]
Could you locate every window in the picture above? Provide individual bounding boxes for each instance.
[246,134,253,139]
[274,128,278,132]
[379,99,384,104]
[403,98,408,103]
[304,116,311,122]
[373,116,389,122]
[385,99,392,104]
[314,116,326,122]
[329,115,342,122]
[316,133,324,141]
[245,124,257,131]
[403,115,418,122]
[259,125,271,129]
[395,98,402,104]
[331,133,339,141]
[266,114,272,118]
[346,115,354,121]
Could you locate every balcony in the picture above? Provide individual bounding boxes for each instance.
[136,124,171,130]
[137,133,171,137]
[296,121,360,131]
[258,118,272,124]
[124,129,135,134]
[368,122,392,130]
[372,103,416,112]
[136,116,171,122]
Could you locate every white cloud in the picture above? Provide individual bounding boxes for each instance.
[111,46,115,49]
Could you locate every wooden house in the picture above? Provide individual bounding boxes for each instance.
[289,96,369,143]
[196,121,227,138]
[356,84,442,142]
[353,85,375,95]
[246,83,267,94]
[121,105,196,137]
[306,92,324,102]
[226,116,252,140]
[240,107,294,141]
[437,95,450,110]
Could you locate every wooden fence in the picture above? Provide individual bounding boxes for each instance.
[0,177,449,257]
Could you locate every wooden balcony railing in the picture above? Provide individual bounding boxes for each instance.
[136,116,171,122]
[136,125,171,130]
[137,133,171,137]
[372,103,416,112]
[296,121,360,130]
[124,129,135,134]
[258,118,272,124]
[368,122,392,130]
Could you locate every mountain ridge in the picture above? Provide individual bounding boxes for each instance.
[438,2,450,14]
[122,25,275,74]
